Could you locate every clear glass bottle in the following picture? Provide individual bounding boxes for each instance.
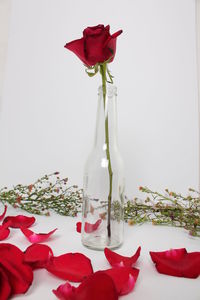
[82,83,125,250]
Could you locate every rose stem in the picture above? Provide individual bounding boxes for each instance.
[100,63,113,240]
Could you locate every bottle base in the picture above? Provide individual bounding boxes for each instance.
[81,235,123,251]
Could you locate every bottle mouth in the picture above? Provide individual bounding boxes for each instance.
[98,84,117,97]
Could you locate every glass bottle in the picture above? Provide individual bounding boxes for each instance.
[82,83,125,250]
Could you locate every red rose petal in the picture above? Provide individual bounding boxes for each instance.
[65,38,89,66]
[46,253,93,282]
[0,258,33,295]
[3,215,35,228]
[103,267,139,295]
[0,266,11,300]
[150,248,187,263]
[76,219,102,234]
[20,227,57,243]
[0,243,33,295]
[104,246,141,267]
[53,271,118,300]
[24,244,54,269]
[84,219,102,233]
[76,222,82,233]
[0,205,7,221]
[53,282,76,300]
[150,248,200,278]
[0,221,11,241]
[0,243,24,262]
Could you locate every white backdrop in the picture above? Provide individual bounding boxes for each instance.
[0,0,198,197]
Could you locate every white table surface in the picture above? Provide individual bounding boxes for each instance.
[3,206,200,300]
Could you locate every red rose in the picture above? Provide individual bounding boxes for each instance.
[65,24,122,66]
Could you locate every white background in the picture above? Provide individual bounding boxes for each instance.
[0,0,199,197]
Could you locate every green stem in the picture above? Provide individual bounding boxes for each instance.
[100,63,113,239]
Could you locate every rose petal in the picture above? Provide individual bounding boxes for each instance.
[103,267,139,295]
[0,222,11,241]
[0,243,24,262]
[76,219,102,234]
[76,222,82,233]
[84,219,102,233]
[3,215,35,228]
[0,258,33,295]
[46,253,93,282]
[0,266,11,300]
[53,282,76,300]
[65,38,89,66]
[53,271,118,300]
[0,244,33,295]
[150,248,200,278]
[150,248,187,263]
[104,246,141,267]
[24,244,54,269]
[20,227,57,243]
[0,205,7,221]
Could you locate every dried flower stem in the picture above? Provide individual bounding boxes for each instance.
[0,173,82,217]
[125,187,200,237]
[0,175,199,238]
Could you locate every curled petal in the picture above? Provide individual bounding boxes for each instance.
[0,266,11,300]
[53,282,76,300]
[150,248,187,263]
[24,244,54,269]
[103,267,139,296]
[0,221,11,241]
[0,205,7,221]
[53,271,118,300]
[20,227,57,243]
[76,222,82,233]
[3,215,35,228]
[150,248,200,278]
[46,253,93,282]
[104,246,141,267]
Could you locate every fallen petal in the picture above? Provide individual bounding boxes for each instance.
[104,246,141,267]
[103,267,139,295]
[0,243,33,295]
[3,215,35,228]
[0,205,7,221]
[150,248,200,278]
[0,221,11,241]
[84,219,102,233]
[53,282,76,300]
[76,219,102,234]
[150,248,187,263]
[76,222,82,233]
[53,271,118,300]
[24,244,54,269]
[0,243,24,262]
[46,253,93,282]
[20,227,57,243]
[0,266,11,300]
[0,258,33,295]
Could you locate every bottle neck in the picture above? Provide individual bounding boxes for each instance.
[94,84,118,150]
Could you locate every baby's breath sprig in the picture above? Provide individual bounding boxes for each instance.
[125,186,200,237]
[0,175,199,237]
[0,172,82,217]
